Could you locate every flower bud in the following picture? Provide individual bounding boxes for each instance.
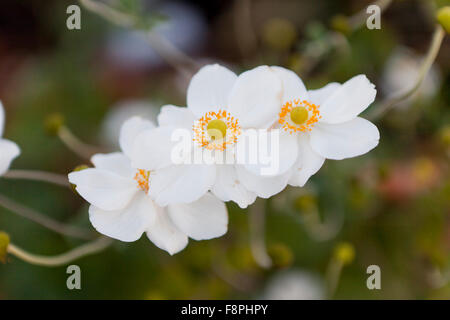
[333,242,355,265]
[268,243,293,269]
[331,15,351,35]
[44,113,65,136]
[0,231,10,263]
[262,18,297,50]
[437,6,450,34]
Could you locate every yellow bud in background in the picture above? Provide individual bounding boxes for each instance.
[262,18,297,51]
[331,15,351,35]
[294,194,317,213]
[334,242,355,265]
[0,231,10,263]
[437,6,450,34]
[268,243,294,269]
[44,113,65,136]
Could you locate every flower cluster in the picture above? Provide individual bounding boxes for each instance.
[68,64,380,255]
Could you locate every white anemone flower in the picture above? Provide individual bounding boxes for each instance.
[0,101,20,176]
[131,64,294,209]
[267,66,380,187]
[68,117,228,255]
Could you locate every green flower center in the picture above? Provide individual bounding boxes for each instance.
[290,106,309,124]
[207,119,227,140]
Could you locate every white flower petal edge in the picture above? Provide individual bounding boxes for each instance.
[187,64,237,117]
[309,117,380,160]
[235,165,291,199]
[89,192,156,242]
[91,152,135,178]
[157,104,196,128]
[211,165,257,209]
[228,65,283,128]
[131,126,179,171]
[0,101,20,176]
[0,101,4,136]
[319,75,376,124]
[288,135,325,187]
[149,163,216,207]
[69,168,138,211]
[238,128,299,177]
[146,206,188,255]
[119,116,155,158]
[167,192,228,241]
[0,139,20,176]
[270,66,309,103]
[308,82,340,106]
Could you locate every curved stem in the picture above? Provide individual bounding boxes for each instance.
[249,199,272,269]
[79,0,199,77]
[369,25,445,121]
[7,237,113,267]
[326,257,344,298]
[3,170,69,187]
[58,126,99,160]
[0,193,95,240]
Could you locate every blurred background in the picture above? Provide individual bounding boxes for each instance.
[0,0,449,299]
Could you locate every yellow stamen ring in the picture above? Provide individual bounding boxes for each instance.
[193,109,241,151]
[134,169,150,193]
[278,99,321,133]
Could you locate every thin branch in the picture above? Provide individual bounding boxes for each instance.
[3,170,69,188]
[325,257,343,298]
[0,193,95,240]
[7,237,113,267]
[58,126,99,160]
[369,25,445,121]
[79,0,199,77]
[249,199,272,269]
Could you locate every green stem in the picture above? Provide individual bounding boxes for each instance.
[369,25,445,120]
[7,237,112,267]
[3,169,69,188]
[0,193,95,240]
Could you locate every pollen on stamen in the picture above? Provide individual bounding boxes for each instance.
[192,109,241,151]
[278,99,321,134]
[134,169,150,193]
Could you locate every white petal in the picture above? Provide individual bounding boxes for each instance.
[309,117,380,160]
[0,139,20,176]
[271,66,308,103]
[91,152,134,178]
[68,168,137,211]
[235,165,290,198]
[119,116,155,158]
[150,164,216,207]
[308,82,340,106]
[0,101,4,136]
[228,66,283,128]
[168,193,228,241]
[288,135,325,187]
[146,207,188,255]
[319,75,377,124]
[187,64,237,117]
[238,129,298,177]
[131,126,178,171]
[157,104,196,129]
[89,192,156,242]
[211,165,257,209]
